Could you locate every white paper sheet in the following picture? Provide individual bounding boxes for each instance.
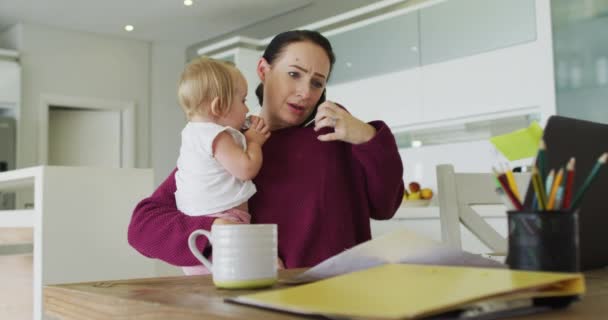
[288,227,505,283]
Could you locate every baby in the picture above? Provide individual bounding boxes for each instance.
[174,57,270,274]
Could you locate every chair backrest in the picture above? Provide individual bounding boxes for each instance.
[436,164,530,253]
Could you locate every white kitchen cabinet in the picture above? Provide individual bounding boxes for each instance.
[0,166,158,320]
[325,9,423,126]
[420,0,555,124]
[552,3,608,125]
[327,67,424,127]
[326,9,420,85]
[195,0,555,133]
[420,41,549,122]
[329,0,553,130]
[419,0,537,65]
[0,58,20,118]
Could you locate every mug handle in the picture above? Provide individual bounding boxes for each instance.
[188,230,213,271]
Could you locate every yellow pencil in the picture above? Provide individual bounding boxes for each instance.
[547,167,564,210]
[532,167,546,210]
[502,163,521,202]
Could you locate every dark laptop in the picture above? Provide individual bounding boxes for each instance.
[524,115,608,270]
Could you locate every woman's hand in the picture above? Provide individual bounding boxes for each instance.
[313,101,376,144]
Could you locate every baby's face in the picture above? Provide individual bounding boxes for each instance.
[223,76,249,130]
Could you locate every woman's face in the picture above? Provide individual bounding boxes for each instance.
[259,41,330,130]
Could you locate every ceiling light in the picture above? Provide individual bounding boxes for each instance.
[124,25,134,32]
[411,140,423,148]
[184,0,193,6]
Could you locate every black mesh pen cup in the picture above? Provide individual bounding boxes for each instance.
[506,210,581,308]
[506,210,580,273]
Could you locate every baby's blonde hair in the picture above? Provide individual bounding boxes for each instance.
[178,57,243,119]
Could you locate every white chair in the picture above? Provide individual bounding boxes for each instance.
[0,166,158,319]
[436,164,531,254]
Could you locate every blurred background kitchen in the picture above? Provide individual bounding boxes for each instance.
[1,0,607,192]
[1,0,608,318]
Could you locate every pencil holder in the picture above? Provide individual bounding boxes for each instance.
[506,210,580,273]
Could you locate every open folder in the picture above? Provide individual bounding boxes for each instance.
[287,227,503,284]
[228,264,585,319]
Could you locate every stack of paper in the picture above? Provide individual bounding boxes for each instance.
[289,227,504,283]
[229,264,584,319]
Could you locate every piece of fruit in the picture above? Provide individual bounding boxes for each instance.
[421,188,433,200]
[408,182,421,193]
[408,192,421,200]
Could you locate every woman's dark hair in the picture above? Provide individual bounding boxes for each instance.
[255,30,336,120]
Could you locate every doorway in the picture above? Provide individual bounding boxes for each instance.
[39,95,135,168]
[48,107,121,167]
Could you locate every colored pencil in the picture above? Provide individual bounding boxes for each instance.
[563,158,576,209]
[554,185,565,210]
[545,169,555,199]
[571,153,608,210]
[502,163,521,201]
[547,167,564,210]
[536,140,547,183]
[532,167,547,210]
[495,187,515,210]
[493,167,523,210]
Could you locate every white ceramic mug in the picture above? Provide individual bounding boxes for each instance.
[188,224,277,289]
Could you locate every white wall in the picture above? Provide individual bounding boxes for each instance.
[0,25,21,50]
[12,23,151,168]
[149,43,188,185]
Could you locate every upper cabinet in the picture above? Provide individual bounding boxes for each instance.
[328,0,554,131]
[419,0,537,65]
[551,0,608,125]
[0,59,20,106]
[327,11,420,85]
[326,10,423,127]
[328,67,424,128]
[195,0,556,141]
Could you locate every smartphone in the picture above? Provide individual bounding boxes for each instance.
[301,89,326,127]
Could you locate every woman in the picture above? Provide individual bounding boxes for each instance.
[128,30,404,269]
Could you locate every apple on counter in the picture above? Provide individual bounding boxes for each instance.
[403,181,433,201]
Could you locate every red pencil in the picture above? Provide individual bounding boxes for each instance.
[563,158,576,209]
[493,167,523,210]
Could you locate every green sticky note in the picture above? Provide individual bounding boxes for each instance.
[490,121,543,161]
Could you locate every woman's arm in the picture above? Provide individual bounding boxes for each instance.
[313,102,404,220]
[127,169,217,266]
[351,121,405,220]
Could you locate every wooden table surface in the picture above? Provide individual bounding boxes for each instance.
[45,268,608,320]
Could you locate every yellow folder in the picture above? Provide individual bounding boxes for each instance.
[228,264,585,319]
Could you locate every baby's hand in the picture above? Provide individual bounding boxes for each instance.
[277,257,285,269]
[245,116,271,146]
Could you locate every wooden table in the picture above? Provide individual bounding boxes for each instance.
[45,268,608,320]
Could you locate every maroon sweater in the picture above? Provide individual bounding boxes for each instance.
[128,121,404,268]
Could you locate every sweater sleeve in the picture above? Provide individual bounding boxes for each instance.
[127,169,217,266]
[351,121,405,220]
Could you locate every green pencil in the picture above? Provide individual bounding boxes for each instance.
[536,140,547,182]
[571,152,608,210]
